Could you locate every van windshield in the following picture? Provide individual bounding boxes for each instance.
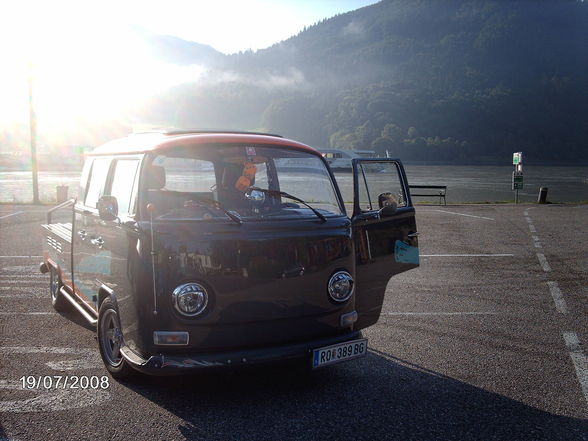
[143,144,343,221]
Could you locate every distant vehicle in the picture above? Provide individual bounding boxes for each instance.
[40,130,419,378]
[320,149,377,171]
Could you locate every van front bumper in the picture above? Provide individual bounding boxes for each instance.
[121,331,362,375]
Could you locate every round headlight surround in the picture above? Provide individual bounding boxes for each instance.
[172,283,209,317]
[327,271,354,303]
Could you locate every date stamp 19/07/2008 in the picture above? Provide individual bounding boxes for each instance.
[19,375,110,390]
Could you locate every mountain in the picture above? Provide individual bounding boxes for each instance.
[135,28,223,66]
[138,0,588,164]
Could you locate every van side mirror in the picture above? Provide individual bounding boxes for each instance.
[97,195,118,221]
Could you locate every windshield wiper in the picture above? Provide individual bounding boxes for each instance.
[249,187,327,223]
[184,198,243,225]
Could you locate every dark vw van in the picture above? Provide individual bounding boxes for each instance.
[41,130,419,378]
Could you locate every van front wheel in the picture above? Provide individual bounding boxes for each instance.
[97,298,135,379]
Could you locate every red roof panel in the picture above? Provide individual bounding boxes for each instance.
[88,132,319,156]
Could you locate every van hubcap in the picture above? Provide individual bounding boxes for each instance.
[100,310,123,366]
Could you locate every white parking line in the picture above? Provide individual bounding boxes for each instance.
[387,312,498,316]
[562,332,588,405]
[0,284,44,288]
[1,265,39,270]
[0,289,44,299]
[0,211,24,220]
[536,253,552,272]
[546,281,568,314]
[421,254,514,257]
[0,256,43,259]
[531,235,542,248]
[0,296,39,299]
[433,210,495,221]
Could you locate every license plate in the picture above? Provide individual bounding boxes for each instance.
[312,338,367,368]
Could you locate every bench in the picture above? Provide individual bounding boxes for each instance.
[409,185,447,205]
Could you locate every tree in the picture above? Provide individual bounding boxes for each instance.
[407,127,419,139]
[329,131,358,150]
[355,120,378,148]
[381,123,403,142]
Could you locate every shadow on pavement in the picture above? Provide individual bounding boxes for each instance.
[59,306,95,331]
[121,349,588,441]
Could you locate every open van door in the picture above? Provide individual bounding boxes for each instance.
[351,159,419,330]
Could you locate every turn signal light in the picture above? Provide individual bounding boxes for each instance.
[153,331,189,345]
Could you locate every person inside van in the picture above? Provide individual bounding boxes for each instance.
[218,161,254,211]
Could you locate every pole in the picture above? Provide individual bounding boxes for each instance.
[28,71,40,204]
[512,152,523,205]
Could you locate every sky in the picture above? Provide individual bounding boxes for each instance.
[118,0,379,54]
[0,0,378,130]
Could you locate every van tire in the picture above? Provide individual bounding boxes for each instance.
[49,267,68,312]
[97,298,135,380]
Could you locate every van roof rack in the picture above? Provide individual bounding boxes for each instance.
[132,129,283,138]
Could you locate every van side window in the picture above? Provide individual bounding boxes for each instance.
[109,159,140,216]
[78,159,93,203]
[357,162,406,212]
[84,158,111,209]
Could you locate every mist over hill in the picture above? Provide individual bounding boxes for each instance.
[4,0,586,167]
[136,0,587,164]
[143,0,588,162]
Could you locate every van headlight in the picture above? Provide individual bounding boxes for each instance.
[172,283,208,317]
[327,271,354,303]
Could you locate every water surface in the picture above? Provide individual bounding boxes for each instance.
[1,166,587,204]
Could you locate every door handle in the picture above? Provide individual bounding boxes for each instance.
[77,230,87,240]
[408,232,420,238]
[90,237,104,248]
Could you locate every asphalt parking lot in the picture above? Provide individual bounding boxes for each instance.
[0,204,587,440]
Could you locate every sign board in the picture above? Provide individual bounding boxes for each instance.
[512,172,524,190]
[513,152,522,165]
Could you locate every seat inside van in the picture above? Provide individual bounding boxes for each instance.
[144,165,216,216]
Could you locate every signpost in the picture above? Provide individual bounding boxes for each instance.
[512,152,523,203]
[28,71,40,205]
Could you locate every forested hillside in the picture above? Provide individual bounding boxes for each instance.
[139,0,588,164]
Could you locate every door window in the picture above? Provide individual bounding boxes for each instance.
[84,158,111,209]
[356,161,407,213]
[109,159,140,216]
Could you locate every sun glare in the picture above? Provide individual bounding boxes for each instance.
[1,2,204,131]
